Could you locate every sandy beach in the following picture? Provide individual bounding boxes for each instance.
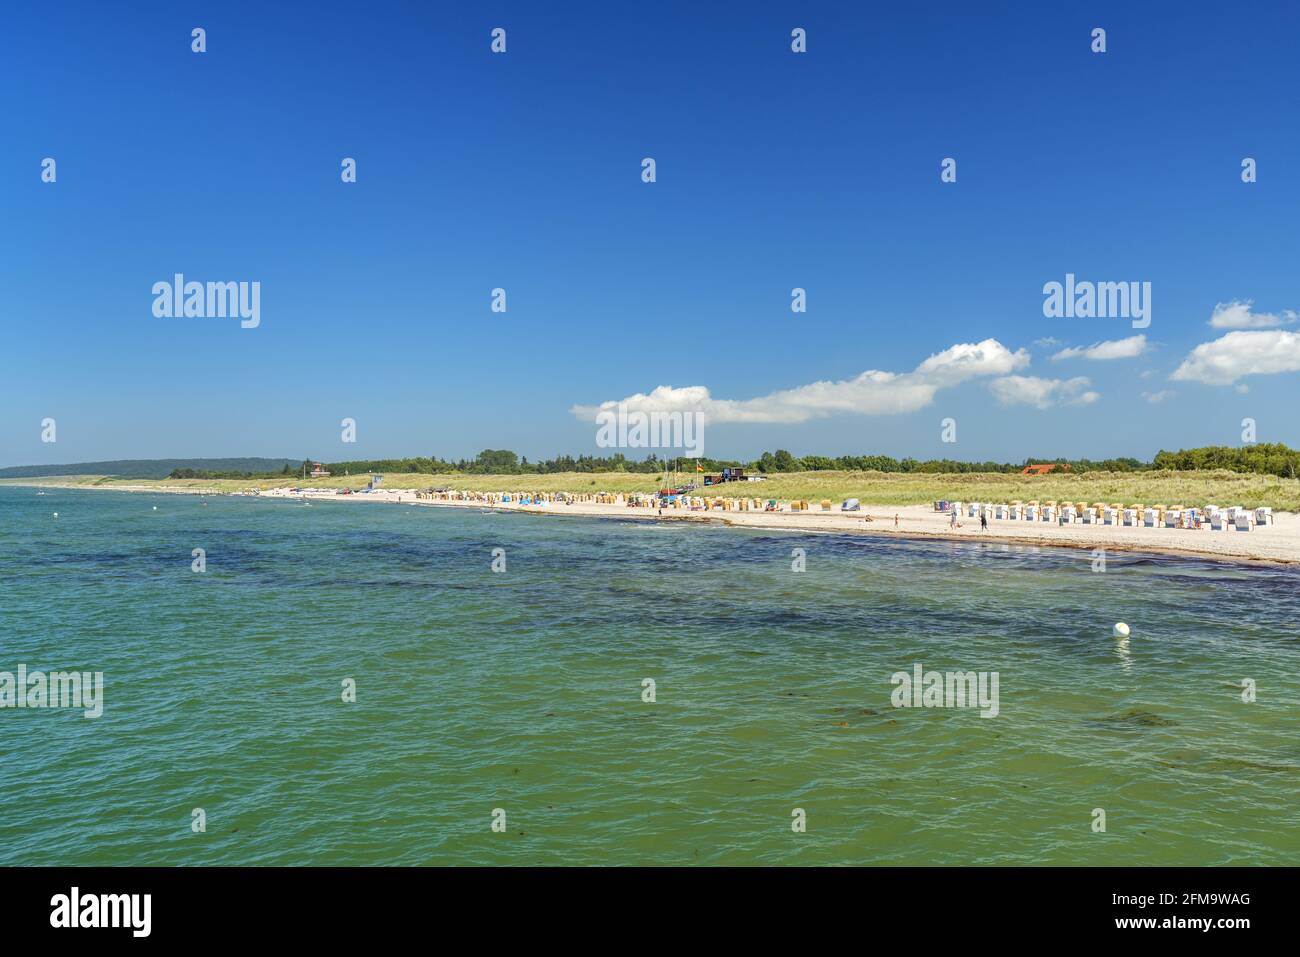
[428,495,1300,565]
[32,481,1300,566]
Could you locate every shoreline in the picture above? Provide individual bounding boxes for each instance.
[9,480,1299,568]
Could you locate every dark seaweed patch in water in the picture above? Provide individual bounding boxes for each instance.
[830,706,882,717]
[1207,757,1298,774]
[1095,708,1176,728]
[1157,753,1298,774]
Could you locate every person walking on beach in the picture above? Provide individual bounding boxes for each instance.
[894,513,899,527]
[950,508,957,529]
[980,511,988,531]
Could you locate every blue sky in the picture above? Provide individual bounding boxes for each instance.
[3,0,1298,468]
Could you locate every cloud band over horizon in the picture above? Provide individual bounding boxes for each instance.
[572,339,1045,425]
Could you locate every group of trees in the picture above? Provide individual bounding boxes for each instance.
[321,451,711,476]
[169,463,302,479]
[754,451,1146,474]
[1152,443,1300,479]
[167,445,1299,480]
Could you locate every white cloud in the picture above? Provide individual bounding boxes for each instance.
[1051,334,1148,362]
[1142,390,1174,404]
[570,339,1030,424]
[1170,329,1300,385]
[988,375,1098,409]
[1208,300,1298,329]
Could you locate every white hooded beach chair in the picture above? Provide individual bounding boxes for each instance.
[1143,507,1159,527]
[1025,505,1038,521]
[1255,507,1272,525]
[1233,512,1252,531]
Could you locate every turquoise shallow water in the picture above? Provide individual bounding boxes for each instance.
[1,486,1297,865]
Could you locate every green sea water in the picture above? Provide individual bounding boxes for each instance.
[1,486,1297,865]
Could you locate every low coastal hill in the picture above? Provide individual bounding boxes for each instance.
[0,458,295,480]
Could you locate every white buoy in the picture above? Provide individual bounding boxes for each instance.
[152,505,158,511]
[52,512,58,518]
[1113,622,1130,638]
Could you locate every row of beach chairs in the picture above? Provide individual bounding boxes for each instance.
[956,500,1273,531]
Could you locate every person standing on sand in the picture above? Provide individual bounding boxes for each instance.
[950,508,957,529]
[980,511,988,531]
[894,513,899,527]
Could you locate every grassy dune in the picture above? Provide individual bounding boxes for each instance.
[6,469,1300,510]
[687,470,1300,510]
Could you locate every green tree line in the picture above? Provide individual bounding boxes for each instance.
[1151,443,1300,479]
[299,447,1294,478]
[269,445,1300,479]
